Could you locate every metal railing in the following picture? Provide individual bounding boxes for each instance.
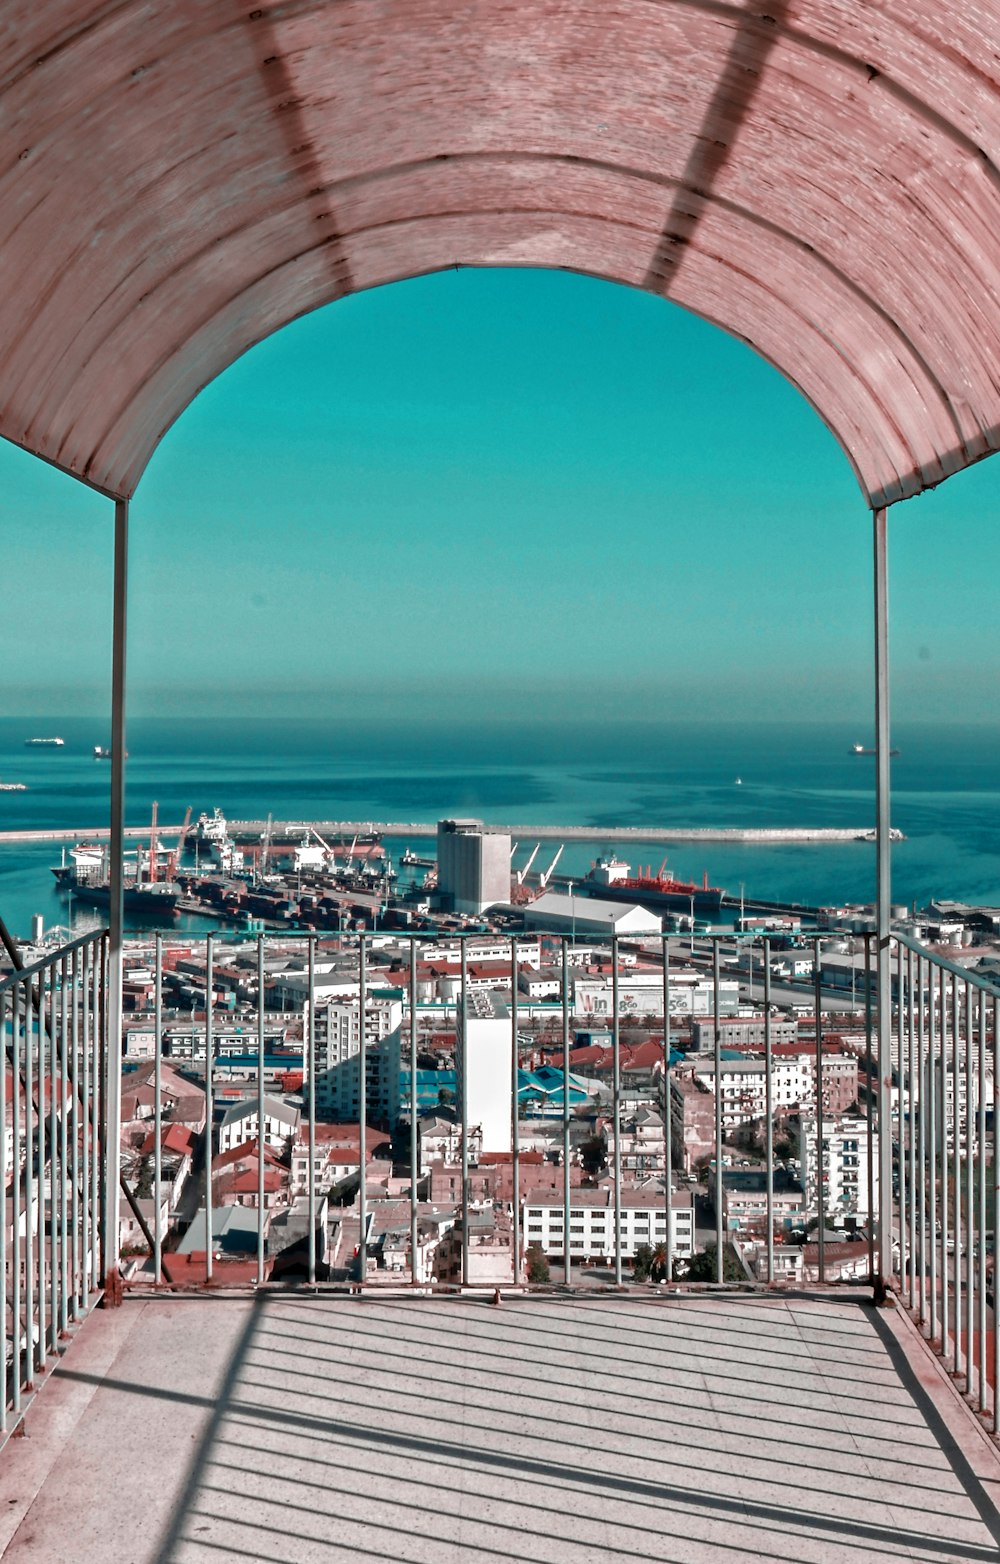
[112,927,884,1295]
[8,921,999,1432]
[890,933,1000,1430]
[0,929,108,1429]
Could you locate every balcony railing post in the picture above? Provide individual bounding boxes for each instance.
[814,938,825,1285]
[460,938,469,1289]
[764,937,773,1283]
[307,935,316,1286]
[153,934,162,1285]
[713,939,722,1283]
[409,941,418,1286]
[510,936,520,1285]
[103,494,128,1295]
[873,504,894,1293]
[612,936,622,1287]
[205,935,214,1283]
[256,935,265,1286]
[561,938,571,1287]
[358,934,367,1287]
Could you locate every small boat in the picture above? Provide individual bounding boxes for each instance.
[734,776,742,785]
[24,736,64,747]
[0,781,27,792]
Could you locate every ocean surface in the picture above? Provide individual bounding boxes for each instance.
[0,716,998,938]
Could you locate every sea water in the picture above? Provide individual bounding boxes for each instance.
[0,715,998,938]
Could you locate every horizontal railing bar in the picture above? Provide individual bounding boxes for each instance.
[0,928,109,993]
[891,932,1000,1000]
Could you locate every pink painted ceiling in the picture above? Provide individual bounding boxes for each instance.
[2,2,1000,507]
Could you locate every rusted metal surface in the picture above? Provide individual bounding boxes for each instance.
[1,2,1000,505]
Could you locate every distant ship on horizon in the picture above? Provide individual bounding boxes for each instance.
[25,736,64,747]
[850,743,900,757]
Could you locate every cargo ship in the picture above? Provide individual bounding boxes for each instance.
[51,844,181,916]
[582,855,725,913]
[25,736,64,747]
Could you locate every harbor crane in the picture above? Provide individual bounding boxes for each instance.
[539,844,564,889]
[166,806,193,879]
[516,843,541,887]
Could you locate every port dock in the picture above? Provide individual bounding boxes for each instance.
[0,821,902,846]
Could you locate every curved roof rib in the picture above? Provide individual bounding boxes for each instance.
[2,0,1000,508]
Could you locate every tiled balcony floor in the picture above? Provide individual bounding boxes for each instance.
[0,1289,997,1563]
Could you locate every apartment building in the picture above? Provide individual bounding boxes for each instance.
[521,1186,694,1261]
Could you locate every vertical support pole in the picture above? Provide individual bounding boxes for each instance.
[205,935,214,1282]
[81,946,91,1305]
[965,981,975,1396]
[663,936,673,1283]
[460,938,469,1290]
[713,939,723,1282]
[24,978,35,1381]
[764,937,774,1283]
[409,941,418,1285]
[612,937,622,1287]
[953,976,961,1379]
[873,505,894,1291]
[864,933,875,1282]
[69,949,80,1321]
[58,956,69,1336]
[103,495,128,1293]
[897,941,907,1294]
[917,953,926,1324]
[908,945,917,1309]
[307,936,316,1286]
[358,935,367,1287]
[510,937,520,1284]
[561,939,571,1287]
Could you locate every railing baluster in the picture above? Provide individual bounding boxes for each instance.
[11,982,22,1413]
[0,988,7,1431]
[916,953,926,1327]
[59,955,70,1337]
[993,993,999,1436]
[952,972,961,1380]
[814,938,825,1286]
[49,960,60,1350]
[460,937,469,1290]
[256,935,265,1287]
[764,937,774,1284]
[409,940,418,1286]
[712,939,722,1284]
[977,985,987,1412]
[907,945,916,1310]
[24,973,35,1385]
[205,934,213,1284]
[613,936,622,1287]
[69,949,80,1323]
[81,945,91,1309]
[358,934,367,1289]
[510,936,520,1286]
[153,934,162,1285]
[901,938,907,1294]
[927,960,937,1344]
[865,932,875,1283]
[965,980,975,1396]
[561,938,571,1288]
[307,935,316,1287]
[940,968,950,1359]
[663,935,673,1285]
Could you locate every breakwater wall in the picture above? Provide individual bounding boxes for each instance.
[0,821,902,846]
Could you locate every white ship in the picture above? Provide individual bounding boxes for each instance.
[25,736,64,747]
[0,781,27,792]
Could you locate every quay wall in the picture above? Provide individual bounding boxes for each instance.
[0,821,889,846]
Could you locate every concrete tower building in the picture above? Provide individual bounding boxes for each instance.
[437,818,511,915]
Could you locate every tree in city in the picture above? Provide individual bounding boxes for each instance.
[633,1243,654,1282]
[683,1244,746,1283]
[650,1240,670,1282]
[526,1244,550,1285]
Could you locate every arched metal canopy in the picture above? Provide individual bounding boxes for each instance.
[3,2,1000,508]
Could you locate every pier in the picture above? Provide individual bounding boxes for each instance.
[0,821,902,846]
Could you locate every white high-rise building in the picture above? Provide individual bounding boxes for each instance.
[437,819,511,915]
[800,1113,877,1223]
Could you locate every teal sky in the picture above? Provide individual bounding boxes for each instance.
[0,267,996,726]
